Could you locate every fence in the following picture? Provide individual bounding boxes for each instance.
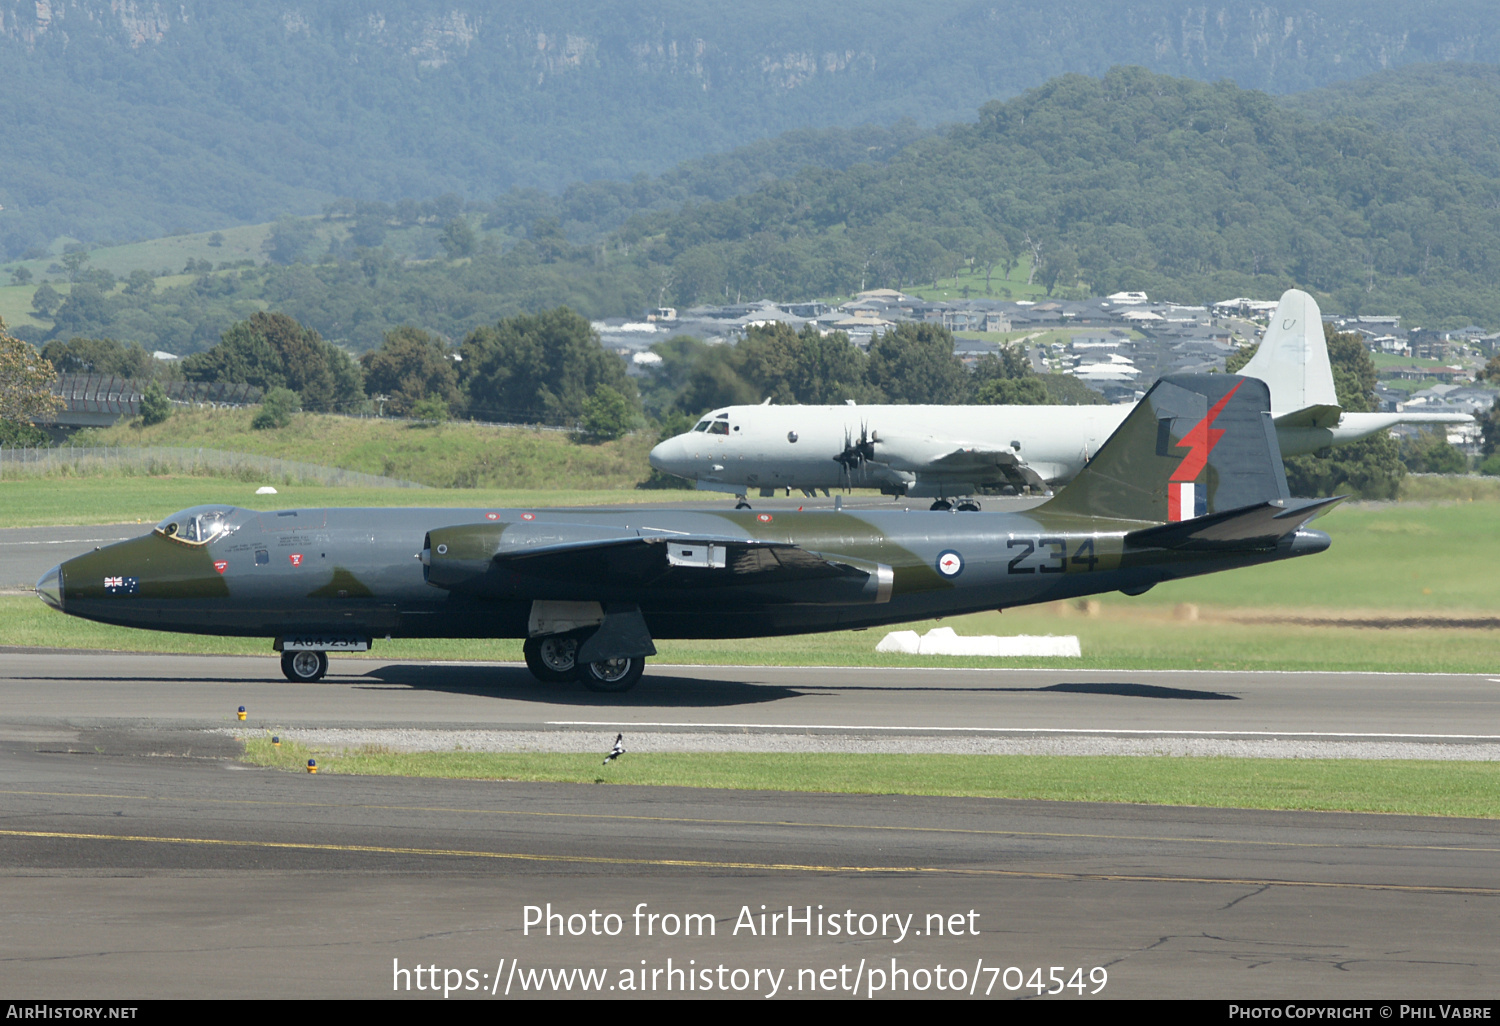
[0,445,426,488]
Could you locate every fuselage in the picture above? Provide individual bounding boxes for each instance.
[42,503,1329,644]
[649,404,1126,496]
[648,404,1470,496]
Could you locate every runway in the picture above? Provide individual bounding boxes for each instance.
[1,733,1498,998]
[0,523,142,589]
[2,651,1498,998]
[4,651,1499,748]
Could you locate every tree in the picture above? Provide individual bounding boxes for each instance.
[972,236,1009,295]
[252,387,299,430]
[360,326,460,417]
[31,284,61,318]
[459,307,636,425]
[975,376,1049,405]
[139,379,173,426]
[0,318,63,426]
[439,218,476,259]
[123,269,156,296]
[208,232,225,248]
[410,396,449,426]
[49,284,113,336]
[41,337,155,378]
[1399,429,1467,474]
[183,312,364,413]
[60,251,89,282]
[576,385,634,442]
[866,322,966,404]
[263,217,317,265]
[735,322,875,404]
[10,267,32,285]
[1229,329,1404,498]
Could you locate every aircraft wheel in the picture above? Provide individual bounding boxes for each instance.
[930,499,953,511]
[579,656,645,693]
[956,499,982,512]
[735,497,752,509]
[281,650,328,683]
[524,634,580,683]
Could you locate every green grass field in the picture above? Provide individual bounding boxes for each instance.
[0,477,720,529]
[240,738,1500,818]
[56,407,663,490]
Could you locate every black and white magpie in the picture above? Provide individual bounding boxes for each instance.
[602,733,625,765]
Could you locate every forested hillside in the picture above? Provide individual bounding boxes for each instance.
[5,0,1500,257]
[627,67,1500,326]
[1283,63,1500,178]
[16,66,1500,352]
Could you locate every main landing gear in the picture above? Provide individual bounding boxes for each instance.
[930,499,982,512]
[523,633,646,693]
[281,650,328,682]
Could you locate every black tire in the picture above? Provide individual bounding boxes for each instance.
[956,499,982,512]
[578,656,645,693]
[735,499,752,510]
[281,650,328,683]
[930,499,953,511]
[524,634,580,683]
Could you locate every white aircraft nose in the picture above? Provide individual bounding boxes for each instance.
[649,434,689,475]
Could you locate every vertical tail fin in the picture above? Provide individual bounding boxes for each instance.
[1038,374,1289,523]
[1239,289,1338,414]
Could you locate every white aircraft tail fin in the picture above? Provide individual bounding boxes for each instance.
[1239,289,1338,415]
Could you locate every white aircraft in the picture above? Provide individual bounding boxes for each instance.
[648,290,1473,509]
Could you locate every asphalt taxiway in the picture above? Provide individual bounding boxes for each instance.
[2,651,1498,998]
[2,733,1498,998]
[4,650,1499,746]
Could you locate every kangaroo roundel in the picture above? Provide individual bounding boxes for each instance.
[937,550,964,577]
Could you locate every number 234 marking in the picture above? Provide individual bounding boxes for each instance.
[1007,537,1099,574]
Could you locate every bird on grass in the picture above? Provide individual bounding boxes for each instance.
[603,733,625,765]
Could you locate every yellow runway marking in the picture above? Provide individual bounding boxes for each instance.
[4,827,1500,895]
[2,788,1498,855]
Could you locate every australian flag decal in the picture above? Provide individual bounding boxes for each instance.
[104,576,139,595]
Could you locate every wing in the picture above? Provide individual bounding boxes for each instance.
[1272,404,1342,430]
[422,524,891,603]
[925,446,1048,489]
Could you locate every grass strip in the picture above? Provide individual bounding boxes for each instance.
[0,477,720,528]
[241,738,1500,819]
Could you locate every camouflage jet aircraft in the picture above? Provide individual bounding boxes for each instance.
[37,374,1337,693]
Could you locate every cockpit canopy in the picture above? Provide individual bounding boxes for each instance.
[154,506,241,546]
[692,410,731,435]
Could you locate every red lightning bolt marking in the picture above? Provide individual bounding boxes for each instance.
[1170,381,1243,482]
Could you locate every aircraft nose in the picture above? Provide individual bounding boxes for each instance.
[649,435,685,474]
[36,564,63,611]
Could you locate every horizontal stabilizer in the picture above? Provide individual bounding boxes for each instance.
[1273,404,1342,430]
[1125,496,1343,551]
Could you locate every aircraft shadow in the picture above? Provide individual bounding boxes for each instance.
[359,664,802,708]
[784,681,1239,700]
[1037,682,1238,701]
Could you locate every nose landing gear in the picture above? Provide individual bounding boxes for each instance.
[281,650,328,682]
